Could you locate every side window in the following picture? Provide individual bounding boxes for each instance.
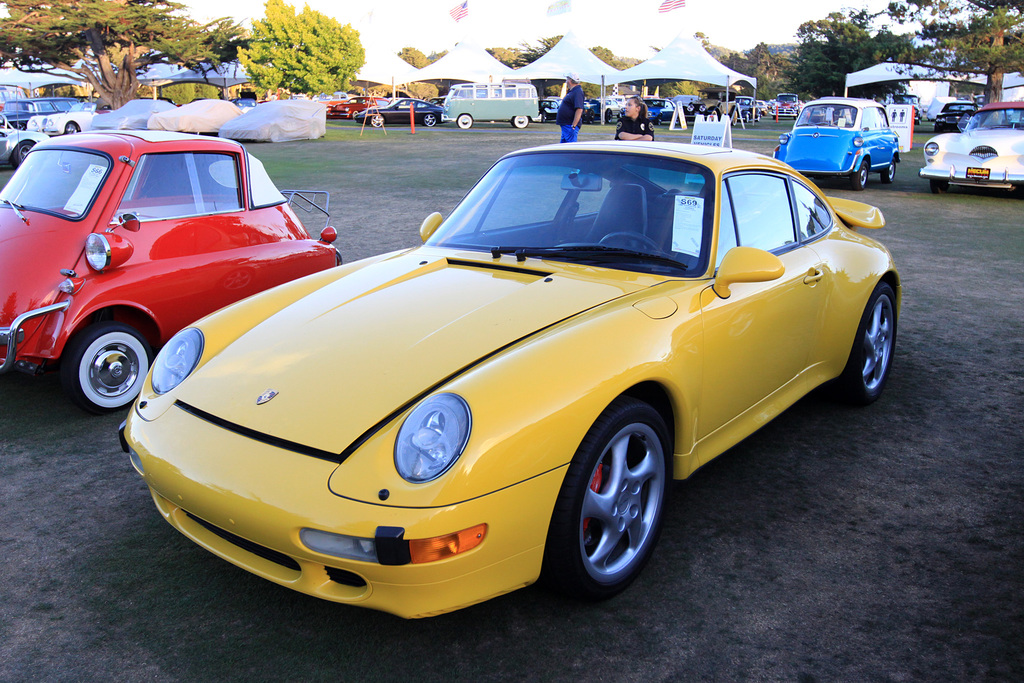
[724,174,796,252]
[861,107,877,129]
[117,152,242,219]
[716,182,738,268]
[791,181,833,241]
[876,107,890,128]
[474,86,488,99]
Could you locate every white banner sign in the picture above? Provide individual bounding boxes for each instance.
[690,114,731,148]
[885,104,915,152]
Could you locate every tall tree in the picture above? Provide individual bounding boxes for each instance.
[239,0,364,96]
[888,0,1024,102]
[0,0,245,108]
[788,10,915,99]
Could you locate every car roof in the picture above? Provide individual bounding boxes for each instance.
[978,101,1024,112]
[37,129,245,152]
[805,97,878,107]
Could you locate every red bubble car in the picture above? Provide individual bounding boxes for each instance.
[0,130,340,413]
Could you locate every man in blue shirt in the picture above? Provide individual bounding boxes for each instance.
[556,72,585,143]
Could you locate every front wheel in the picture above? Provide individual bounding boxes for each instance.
[929,179,949,194]
[456,113,473,129]
[11,140,34,168]
[829,282,897,405]
[880,158,896,184]
[541,396,670,600]
[64,121,81,134]
[850,158,870,191]
[60,322,153,414]
[422,113,438,127]
[511,115,529,129]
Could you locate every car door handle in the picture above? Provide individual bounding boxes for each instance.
[803,268,823,285]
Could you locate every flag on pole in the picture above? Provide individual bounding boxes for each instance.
[449,1,469,21]
[658,0,685,12]
[547,0,571,16]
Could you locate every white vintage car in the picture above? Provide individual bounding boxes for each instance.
[27,101,102,135]
[920,101,1024,195]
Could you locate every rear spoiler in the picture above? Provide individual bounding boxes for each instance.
[827,196,885,229]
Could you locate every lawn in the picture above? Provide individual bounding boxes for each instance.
[1,119,1021,681]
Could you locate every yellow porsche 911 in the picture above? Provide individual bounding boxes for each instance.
[120,141,899,618]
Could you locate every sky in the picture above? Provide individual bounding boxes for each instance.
[184,0,900,60]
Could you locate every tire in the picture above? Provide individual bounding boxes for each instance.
[829,282,897,405]
[422,113,438,127]
[850,158,870,191]
[541,396,670,600]
[511,115,529,129]
[370,114,384,128]
[929,179,949,194]
[880,158,896,184]
[64,121,80,134]
[456,113,473,129]
[11,140,34,168]
[60,322,152,414]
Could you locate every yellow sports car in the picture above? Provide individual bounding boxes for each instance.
[120,142,899,618]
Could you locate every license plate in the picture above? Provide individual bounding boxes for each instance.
[966,167,990,181]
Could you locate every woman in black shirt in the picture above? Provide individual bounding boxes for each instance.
[615,97,655,141]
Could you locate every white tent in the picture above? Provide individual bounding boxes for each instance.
[844,63,985,92]
[0,67,81,90]
[613,34,757,91]
[354,49,420,86]
[512,31,620,84]
[410,38,514,84]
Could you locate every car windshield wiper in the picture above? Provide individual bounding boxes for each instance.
[1,198,28,224]
[489,245,690,272]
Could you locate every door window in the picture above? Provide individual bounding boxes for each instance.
[723,174,796,252]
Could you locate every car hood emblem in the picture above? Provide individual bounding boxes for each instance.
[256,389,279,405]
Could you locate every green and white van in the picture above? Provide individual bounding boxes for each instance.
[443,82,539,129]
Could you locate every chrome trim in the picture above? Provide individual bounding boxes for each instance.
[0,301,71,374]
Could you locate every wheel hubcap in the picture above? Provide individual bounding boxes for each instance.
[89,343,139,398]
[861,296,894,391]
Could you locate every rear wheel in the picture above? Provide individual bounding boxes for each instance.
[542,397,670,600]
[64,121,81,134]
[370,114,384,128]
[60,322,152,414]
[929,179,949,194]
[880,158,896,184]
[422,113,438,127]
[11,140,34,168]
[511,115,529,129]
[456,113,473,129]
[829,282,897,405]
[850,158,870,191]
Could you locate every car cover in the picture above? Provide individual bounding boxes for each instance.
[147,99,242,134]
[218,100,327,142]
[92,100,177,130]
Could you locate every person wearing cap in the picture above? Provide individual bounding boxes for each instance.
[614,96,655,141]
[556,72,585,143]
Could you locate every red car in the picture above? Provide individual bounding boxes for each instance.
[0,131,340,412]
[327,96,389,120]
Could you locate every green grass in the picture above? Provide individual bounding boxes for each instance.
[1,122,1022,682]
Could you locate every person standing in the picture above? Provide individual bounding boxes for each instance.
[557,72,585,143]
[614,97,655,141]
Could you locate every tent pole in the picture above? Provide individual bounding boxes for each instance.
[601,76,605,126]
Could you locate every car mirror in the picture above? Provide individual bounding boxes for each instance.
[419,212,443,242]
[712,247,785,299]
[118,213,141,232]
[560,172,603,192]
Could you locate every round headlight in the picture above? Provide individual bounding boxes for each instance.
[394,393,471,483]
[85,233,111,270]
[778,134,790,145]
[853,136,864,148]
[151,328,204,394]
[924,141,939,156]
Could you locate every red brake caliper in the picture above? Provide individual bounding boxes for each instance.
[583,464,605,533]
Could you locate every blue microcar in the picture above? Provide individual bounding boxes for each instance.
[775,97,900,191]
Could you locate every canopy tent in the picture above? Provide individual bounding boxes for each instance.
[0,67,81,91]
[410,38,514,84]
[844,63,985,92]
[512,31,620,84]
[352,49,421,96]
[139,62,249,98]
[613,34,757,92]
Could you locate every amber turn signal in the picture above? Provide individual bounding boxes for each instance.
[409,524,487,564]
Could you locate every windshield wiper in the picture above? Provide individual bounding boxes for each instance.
[490,245,690,272]
[1,198,28,224]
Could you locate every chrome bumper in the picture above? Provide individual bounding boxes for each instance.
[920,164,1024,188]
[0,301,71,374]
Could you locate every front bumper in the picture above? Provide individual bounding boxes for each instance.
[920,160,1024,189]
[122,403,565,618]
[0,301,71,374]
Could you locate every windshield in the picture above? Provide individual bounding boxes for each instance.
[964,107,1024,131]
[0,149,111,219]
[778,95,798,103]
[796,104,858,128]
[426,151,715,276]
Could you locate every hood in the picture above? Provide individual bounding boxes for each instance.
[174,250,653,453]
[0,211,88,327]
[942,128,1024,155]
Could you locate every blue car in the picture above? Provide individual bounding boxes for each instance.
[775,97,900,191]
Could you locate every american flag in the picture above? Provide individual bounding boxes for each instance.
[658,0,685,12]
[449,1,469,21]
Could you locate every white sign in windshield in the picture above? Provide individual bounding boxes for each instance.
[63,164,106,215]
[671,195,704,257]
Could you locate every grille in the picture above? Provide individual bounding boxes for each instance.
[185,511,301,572]
[326,567,368,587]
[970,146,997,160]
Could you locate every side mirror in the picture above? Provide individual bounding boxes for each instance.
[118,213,141,232]
[712,246,785,299]
[419,212,443,243]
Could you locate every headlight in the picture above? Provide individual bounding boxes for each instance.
[853,136,864,148]
[394,393,471,483]
[85,233,111,270]
[151,328,204,394]
[924,141,939,156]
[778,134,790,145]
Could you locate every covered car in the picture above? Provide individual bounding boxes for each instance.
[121,141,900,619]
[920,101,1024,194]
[219,100,326,142]
[93,100,177,131]
[148,99,242,134]
[0,131,340,412]
[775,97,900,190]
